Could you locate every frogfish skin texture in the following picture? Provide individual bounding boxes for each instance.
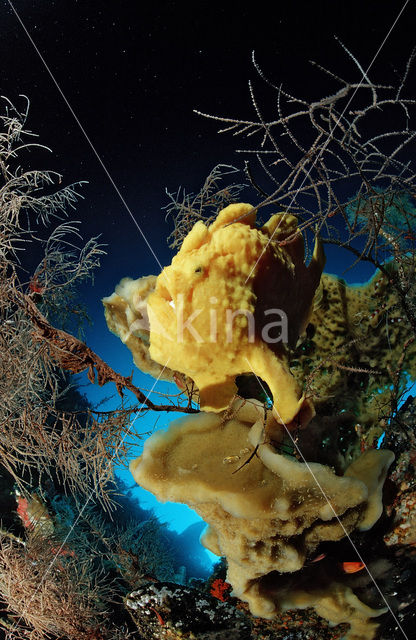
[148,203,325,426]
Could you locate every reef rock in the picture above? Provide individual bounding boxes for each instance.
[125,581,251,640]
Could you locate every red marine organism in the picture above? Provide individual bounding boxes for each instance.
[29,274,45,295]
[149,607,165,626]
[341,562,365,574]
[210,578,231,601]
[16,495,32,529]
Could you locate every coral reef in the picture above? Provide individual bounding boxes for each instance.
[116,203,410,639]
[130,398,393,630]
[3,35,416,638]
[0,471,182,639]
[384,419,416,546]
[0,529,113,640]
[126,581,251,639]
[292,266,416,431]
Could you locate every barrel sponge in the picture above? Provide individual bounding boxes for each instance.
[129,399,393,621]
[146,203,325,425]
[102,275,175,381]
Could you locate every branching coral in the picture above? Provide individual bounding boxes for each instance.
[0,98,116,501]
[0,531,112,640]
[164,163,247,250]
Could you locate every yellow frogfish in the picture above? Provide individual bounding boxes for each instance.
[147,203,325,428]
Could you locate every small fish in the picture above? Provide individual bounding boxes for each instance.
[311,552,326,563]
[341,561,365,574]
[149,606,165,626]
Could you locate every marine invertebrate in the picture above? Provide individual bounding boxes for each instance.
[345,187,416,254]
[384,443,416,546]
[210,578,231,601]
[292,267,416,436]
[0,98,117,503]
[130,398,393,633]
[0,531,112,640]
[384,489,416,546]
[164,163,246,249]
[259,576,386,640]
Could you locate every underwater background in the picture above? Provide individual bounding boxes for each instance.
[1,1,416,638]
